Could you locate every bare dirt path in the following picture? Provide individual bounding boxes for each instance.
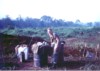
[16,57,85,70]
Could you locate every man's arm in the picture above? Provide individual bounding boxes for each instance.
[53,36,60,54]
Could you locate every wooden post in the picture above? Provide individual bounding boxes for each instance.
[84,42,87,48]
[83,43,87,58]
[95,44,99,59]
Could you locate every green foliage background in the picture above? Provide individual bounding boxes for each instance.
[1,26,100,40]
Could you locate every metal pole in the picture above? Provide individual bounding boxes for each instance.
[29,37,33,47]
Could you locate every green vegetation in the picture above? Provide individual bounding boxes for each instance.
[1,26,100,40]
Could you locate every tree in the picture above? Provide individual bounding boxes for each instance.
[87,22,93,27]
[1,15,14,29]
[94,22,100,27]
[40,15,53,24]
[75,19,81,24]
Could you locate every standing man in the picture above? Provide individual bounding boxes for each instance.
[47,28,61,69]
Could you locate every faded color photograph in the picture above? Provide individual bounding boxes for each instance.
[0,0,100,70]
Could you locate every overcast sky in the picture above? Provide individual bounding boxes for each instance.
[0,0,100,23]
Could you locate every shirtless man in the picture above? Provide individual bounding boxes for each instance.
[47,28,61,68]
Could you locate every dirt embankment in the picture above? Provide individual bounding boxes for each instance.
[0,33,100,70]
[0,33,44,54]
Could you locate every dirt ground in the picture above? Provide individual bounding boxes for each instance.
[15,56,100,70]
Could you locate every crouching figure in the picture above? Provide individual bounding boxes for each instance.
[31,42,43,67]
[31,41,50,68]
[15,44,29,63]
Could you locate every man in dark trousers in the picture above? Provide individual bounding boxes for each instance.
[47,28,65,69]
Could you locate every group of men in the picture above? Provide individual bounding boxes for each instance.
[14,27,100,69]
[15,28,65,69]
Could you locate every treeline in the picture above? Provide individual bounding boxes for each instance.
[0,15,100,29]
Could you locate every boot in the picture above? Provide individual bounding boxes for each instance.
[49,63,57,69]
